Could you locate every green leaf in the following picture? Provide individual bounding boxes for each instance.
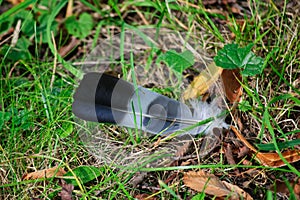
[1,37,32,61]
[37,13,58,43]
[157,50,194,73]
[256,138,300,151]
[241,51,264,76]
[64,166,102,186]
[65,13,94,39]
[214,43,264,76]
[0,111,12,130]
[0,19,13,35]
[238,100,252,112]
[58,123,73,138]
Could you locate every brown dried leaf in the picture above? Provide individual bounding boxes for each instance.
[183,170,250,199]
[183,62,223,100]
[135,194,157,200]
[22,166,66,180]
[199,127,222,157]
[175,141,192,157]
[231,126,300,167]
[271,179,300,198]
[6,0,24,5]
[238,146,250,158]
[222,181,253,200]
[221,69,243,103]
[58,179,74,200]
[225,144,236,165]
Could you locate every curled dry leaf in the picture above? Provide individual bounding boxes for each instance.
[22,166,66,180]
[231,126,300,167]
[221,69,243,103]
[183,62,223,100]
[183,170,253,199]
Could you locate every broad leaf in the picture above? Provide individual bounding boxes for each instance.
[65,13,94,39]
[157,50,194,73]
[64,166,102,186]
[214,43,264,76]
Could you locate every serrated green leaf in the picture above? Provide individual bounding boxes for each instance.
[214,43,264,76]
[64,166,102,186]
[157,50,194,73]
[65,13,94,39]
[241,52,264,76]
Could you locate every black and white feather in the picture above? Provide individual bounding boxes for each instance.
[73,72,227,136]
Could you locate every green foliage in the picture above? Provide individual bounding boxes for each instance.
[238,100,252,112]
[64,166,102,186]
[214,43,264,76]
[65,13,94,39]
[0,3,93,62]
[256,138,300,151]
[157,50,195,73]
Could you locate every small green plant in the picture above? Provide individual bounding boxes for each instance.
[214,43,264,76]
[157,49,195,73]
[65,12,94,39]
[0,2,94,61]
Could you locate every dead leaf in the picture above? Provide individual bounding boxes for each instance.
[271,179,300,198]
[221,69,242,103]
[6,0,24,5]
[183,62,223,100]
[58,179,74,200]
[225,144,236,165]
[222,181,253,200]
[231,126,300,167]
[183,170,253,199]
[238,146,250,158]
[22,166,66,180]
[199,127,222,157]
[135,194,157,200]
[175,141,192,157]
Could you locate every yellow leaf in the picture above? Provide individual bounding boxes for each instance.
[183,62,223,100]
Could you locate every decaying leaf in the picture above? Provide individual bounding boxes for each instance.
[58,179,74,200]
[221,181,253,200]
[183,62,223,100]
[135,194,157,200]
[183,170,253,199]
[221,69,243,103]
[199,127,222,157]
[231,126,300,167]
[22,166,66,180]
[271,179,300,198]
[175,141,192,157]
